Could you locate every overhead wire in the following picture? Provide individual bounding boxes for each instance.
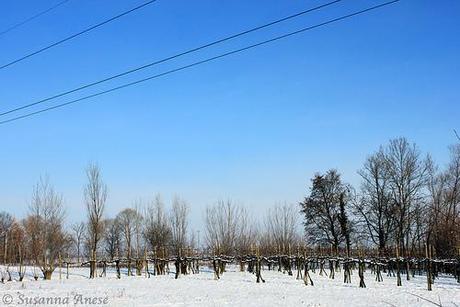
[0,0,342,117]
[0,0,71,37]
[0,0,400,126]
[0,0,158,70]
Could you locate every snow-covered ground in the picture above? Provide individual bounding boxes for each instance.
[1,265,459,306]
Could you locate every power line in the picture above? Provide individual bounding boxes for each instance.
[0,0,400,126]
[0,0,342,117]
[0,0,71,37]
[0,0,158,70]
[0,0,400,125]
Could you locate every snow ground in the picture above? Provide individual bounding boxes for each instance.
[0,265,459,306]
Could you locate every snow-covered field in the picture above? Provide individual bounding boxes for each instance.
[1,265,459,306]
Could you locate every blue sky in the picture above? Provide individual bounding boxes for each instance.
[1,0,459,229]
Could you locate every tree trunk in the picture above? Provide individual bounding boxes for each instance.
[43,269,53,280]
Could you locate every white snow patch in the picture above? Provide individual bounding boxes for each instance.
[0,265,459,306]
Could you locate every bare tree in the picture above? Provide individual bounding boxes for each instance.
[427,145,460,257]
[266,203,300,254]
[355,148,396,255]
[8,220,25,269]
[170,197,189,255]
[84,163,107,278]
[0,212,13,264]
[205,200,242,255]
[0,214,25,270]
[144,194,171,252]
[71,222,86,263]
[132,201,144,260]
[383,138,428,255]
[25,176,67,280]
[235,207,258,255]
[442,144,460,256]
[103,218,122,260]
[116,208,141,275]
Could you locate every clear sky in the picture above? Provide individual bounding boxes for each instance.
[1,0,459,230]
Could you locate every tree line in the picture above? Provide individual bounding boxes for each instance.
[0,137,459,280]
[300,137,460,259]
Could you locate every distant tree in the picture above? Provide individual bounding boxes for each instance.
[0,214,25,266]
[71,222,86,263]
[84,163,107,278]
[235,207,258,255]
[25,177,68,280]
[265,203,299,254]
[300,170,348,252]
[0,211,14,264]
[338,192,352,257]
[257,229,274,255]
[8,220,25,265]
[441,145,460,256]
[144,194,171,253]
[170,197,189,255]
[426,145,460,257]
[132,201,144,260]
[103,218,121,260]
[116,208,141,275]
[205,200,242,255]
[355,148,396,255]
[383,138,428,255]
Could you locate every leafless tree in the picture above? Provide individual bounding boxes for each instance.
[383,138,429,255]
[84,163,107,278]
[355,148,396,255]
[8,220,25,267]
[442,144,460,255]
[266,203,300,254]
[426,145,460,257]
[426,158,445,249]
[258,228,274,255]
[205,200,242,255]
[0,212,13,264]
[71,222,86,263]
[25,176,67,280]
[116,208,142,275]
[103,218,122,260]
[144,194,171,252]
[170,196,189,255]
[235,207,258,255]
[132,201,145,259]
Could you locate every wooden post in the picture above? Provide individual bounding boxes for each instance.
[3,234,8,264]
[59,253,62,280]
[93,249,97,278]
[396,245,402,286]
[33,262,38,280]
[426,243,432,291]
[144,249,148,278]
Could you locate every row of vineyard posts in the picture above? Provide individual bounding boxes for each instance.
[1,244,459,292]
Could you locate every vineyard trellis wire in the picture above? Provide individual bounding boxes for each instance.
[1,245,459,292]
